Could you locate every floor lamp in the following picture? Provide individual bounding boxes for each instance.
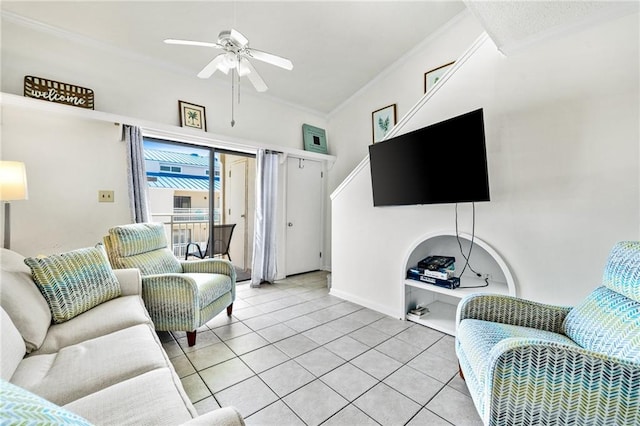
[0,161,29,250]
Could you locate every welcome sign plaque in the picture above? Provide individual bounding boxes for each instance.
[24,76,94,109]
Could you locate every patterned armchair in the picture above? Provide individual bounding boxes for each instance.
[455,241,640,425]
[104,223,236,346]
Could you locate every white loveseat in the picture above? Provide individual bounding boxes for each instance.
[0,248,244,425]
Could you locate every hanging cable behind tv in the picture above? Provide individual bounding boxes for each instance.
[455,202,489,289]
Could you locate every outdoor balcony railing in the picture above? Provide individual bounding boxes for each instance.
[150,209,221,258]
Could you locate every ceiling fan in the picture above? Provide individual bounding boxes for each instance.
[164,29,293,93]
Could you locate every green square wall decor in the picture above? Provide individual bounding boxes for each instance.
[302,124,328,154]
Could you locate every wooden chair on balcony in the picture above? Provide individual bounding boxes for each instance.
[185,223,236,261]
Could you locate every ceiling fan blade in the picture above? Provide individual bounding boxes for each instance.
[164,39,222,48]
[230,29,249,48]
[197,54,227,78]
[246,48,293,70]
[241,59,268,92]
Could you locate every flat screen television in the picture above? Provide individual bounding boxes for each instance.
[368,108,489,206]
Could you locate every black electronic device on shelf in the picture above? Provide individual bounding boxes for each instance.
[418,255,455,271]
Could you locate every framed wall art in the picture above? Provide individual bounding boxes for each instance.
[424,61,455,93]
[302,124,328,154]
[372,103,397,143]
[179,100,207,131]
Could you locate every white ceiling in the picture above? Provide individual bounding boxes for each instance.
[2,1,636,116]
[464,0,638,55]
[0,1,466,115]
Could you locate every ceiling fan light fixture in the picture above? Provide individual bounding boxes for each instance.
[166,28,293,125]
[238,59,251,76]
[223,52,238,66]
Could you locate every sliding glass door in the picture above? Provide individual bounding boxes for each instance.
[142,138,255,281]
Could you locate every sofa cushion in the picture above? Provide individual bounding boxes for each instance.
[33,295,152,355]
[64,368,196,426]
[0,379,90,425]
[602,241,640,302]
[11,324,167,406]
[106,223,182,274]
[457,318,577,388]
[24,246,121,324]
[1,307,26,381]
[563,286,640,362]
[0,248,51,352]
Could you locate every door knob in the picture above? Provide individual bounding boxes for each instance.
[288,222,293,227]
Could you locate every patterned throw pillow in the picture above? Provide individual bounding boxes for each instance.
[24,247,121,324]
[0,380,91,425]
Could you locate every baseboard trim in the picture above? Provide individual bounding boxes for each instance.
[329,288,402,320]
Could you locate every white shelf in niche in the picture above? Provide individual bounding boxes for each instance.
[402,231,516,336]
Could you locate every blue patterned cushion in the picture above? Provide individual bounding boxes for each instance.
[603,241,640,302]
[563,286,640,362]
[24,247,121,324]
[107,223,182,275]
[0,380,91,425]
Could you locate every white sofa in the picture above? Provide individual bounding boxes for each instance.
[0,248,244,425]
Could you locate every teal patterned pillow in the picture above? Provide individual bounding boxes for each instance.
[563,286,640,362]
[24,247,121,324]
[0,379,91,425]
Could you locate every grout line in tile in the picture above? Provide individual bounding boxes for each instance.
[167,271,479,424]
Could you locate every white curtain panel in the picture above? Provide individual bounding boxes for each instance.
[123,125,150,223]
[251,149,279,287]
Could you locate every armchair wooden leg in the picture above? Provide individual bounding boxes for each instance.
[227,303,233,316]
[187,331,197,347]
[458,362,465,380]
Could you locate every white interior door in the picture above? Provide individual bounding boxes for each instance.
[286,157,323,276]
[227,159,247,268]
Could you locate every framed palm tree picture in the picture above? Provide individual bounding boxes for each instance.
[179,100,207,131]
[372,103,396,143]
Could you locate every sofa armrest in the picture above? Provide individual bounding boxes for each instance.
[180,407,245,426]
[456,293,572,334]
[485,339,640,425]
[113,268,142,296]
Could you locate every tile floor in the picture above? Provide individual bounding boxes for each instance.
[159,271,483,426]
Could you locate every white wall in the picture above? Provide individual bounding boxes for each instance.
[1,17,328,148]
[330,12,639,317]
[1,105,131,255]
[324,12,484,265]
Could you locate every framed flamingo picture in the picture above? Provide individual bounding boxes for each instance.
[179,100,207,131]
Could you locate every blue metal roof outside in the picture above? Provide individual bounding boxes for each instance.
[144,149,215,167]
[147,175,221,192]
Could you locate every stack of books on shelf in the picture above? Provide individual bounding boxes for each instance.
[407,255,460,290]
[408,306,429,317]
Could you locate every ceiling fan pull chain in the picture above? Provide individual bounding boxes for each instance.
[237,67,241,105]
[231,69,236,127]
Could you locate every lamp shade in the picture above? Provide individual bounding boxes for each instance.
[0,161,29,201]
